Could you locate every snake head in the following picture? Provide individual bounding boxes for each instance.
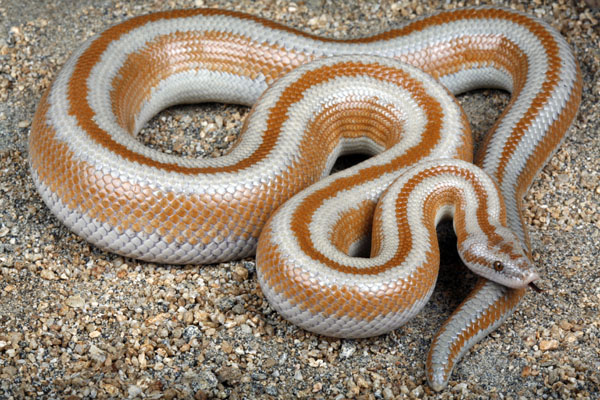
[458,227,539,289]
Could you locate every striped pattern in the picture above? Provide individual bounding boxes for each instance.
[29,6,582,392]
[257,158,538,336]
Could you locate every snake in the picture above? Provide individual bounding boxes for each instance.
[29,6,582,391]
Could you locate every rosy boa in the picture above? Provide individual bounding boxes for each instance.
[29,6,581,391]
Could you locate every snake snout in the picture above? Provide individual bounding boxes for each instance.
[522,269,541,289]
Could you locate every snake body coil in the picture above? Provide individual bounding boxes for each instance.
[29,7,582,391]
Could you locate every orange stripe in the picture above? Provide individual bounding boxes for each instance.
[36,61,456,243]
[329,200,376,256]
[256,224,438,322]
[110,30,312,133]
[427,279,525,380]
[30,92,273,243]
[291,161,510,276]
[512,64,583,249]
[66,7,541,175]
[468,14,563,185]
[289,70,472,274]
[257,163,510,320]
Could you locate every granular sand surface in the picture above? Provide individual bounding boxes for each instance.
[0,0,599,398]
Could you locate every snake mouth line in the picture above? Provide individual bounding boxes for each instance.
[528,281,543,293]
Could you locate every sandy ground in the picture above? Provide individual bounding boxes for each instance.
[0,0,599,398]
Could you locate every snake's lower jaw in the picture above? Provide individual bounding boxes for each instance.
[528,280,543,293]
[503,271,541,290]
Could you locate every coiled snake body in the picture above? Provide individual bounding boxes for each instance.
[29,6,581,391]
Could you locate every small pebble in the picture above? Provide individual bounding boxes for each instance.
[340,342,356,358]
[88,345,106,363]
[540,339,560,351]
[65,295,85,308]
[128,385,143,399]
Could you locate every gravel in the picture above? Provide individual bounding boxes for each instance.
[1,0,599,398]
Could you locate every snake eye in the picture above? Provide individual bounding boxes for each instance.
[493,261,504,271]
